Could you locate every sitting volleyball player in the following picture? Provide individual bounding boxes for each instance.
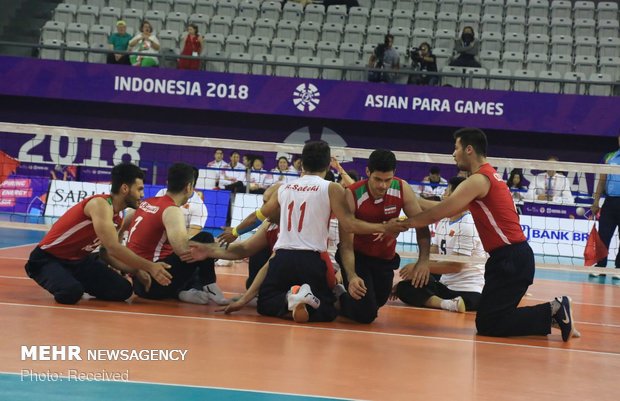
[126,163,220,303]
[25,163,172,304]
[248,141,407,323]
[396,176,486,312]
[154,167,228,305]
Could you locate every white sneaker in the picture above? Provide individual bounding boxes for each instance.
[204,283,230,305]
[443,297,466,313]
[215,259,233,267]
[612,274,620,280]
[589,273,604,278]
[286,284,320,311]
[178,289,210,305]
[332,283,347,298]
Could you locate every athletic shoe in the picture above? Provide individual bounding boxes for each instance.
[332,283,347,298]
[287,284,320,312]
[553,296,575,342]
[178,288,210,305]
[204,283,230,305]
[215,259,233,267]
[612,274,620,280]
[443,296,466,313]
[589,273,605,278]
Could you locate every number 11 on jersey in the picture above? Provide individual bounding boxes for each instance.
[287,201,307,232]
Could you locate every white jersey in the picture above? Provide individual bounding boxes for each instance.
[274,175,331,252]
[155,189,208,229]
[433,212,486,293]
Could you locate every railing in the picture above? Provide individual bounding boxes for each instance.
[0,39,617,96]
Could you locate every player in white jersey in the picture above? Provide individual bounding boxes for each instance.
[396,176,486,312]
[255,141,407,323]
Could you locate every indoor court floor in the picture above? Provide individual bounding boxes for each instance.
[0,226,619,401]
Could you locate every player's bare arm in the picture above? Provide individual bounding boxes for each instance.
[85,197,172,286]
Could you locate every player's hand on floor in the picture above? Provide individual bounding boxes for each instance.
[389,284,399,301]
[348,276,367,300]
[216,299,245,314]
[149,262,172,286]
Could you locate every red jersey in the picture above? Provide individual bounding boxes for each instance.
[349,178,405,260]
[126,195,177,262]
[39,194,122,261]
[469,163,526,252]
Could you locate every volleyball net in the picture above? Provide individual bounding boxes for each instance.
[0,122,617,273]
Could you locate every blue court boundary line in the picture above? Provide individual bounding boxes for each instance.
[0,372,361,401]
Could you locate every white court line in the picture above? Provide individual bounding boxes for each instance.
[0,371,363,401]
[0,243,38,251]
[0,301,618,357]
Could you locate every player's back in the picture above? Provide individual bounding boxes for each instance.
[126,195,176,261]
[274,175,331,252]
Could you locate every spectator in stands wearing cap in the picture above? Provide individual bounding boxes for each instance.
[449,26,481,68]
[107,20,131,65]
[128,21,160,67]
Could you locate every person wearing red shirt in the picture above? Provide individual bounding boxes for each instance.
[177,24,203,70]
[402,128,576,341]
[25,163,172,305]
[336,149,431,324]
[127,163,216,303]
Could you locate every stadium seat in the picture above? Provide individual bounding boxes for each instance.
[588,73,613,96]
[462,0,483,16]
[599,57,620,80]
[54,4,76,25]
[574,1,596,20]
[574,36,597,57]
[436,12,458,34]
[549,54,572,75]
[88,24,110,46]
[254,18,276,39]
[277,20,300,40]
[144,10,166,33]
[189,13,210,34]
[343,23,365,45]
[392,10,413,31]
[550,17,573,37]
[370,8,391,28]
[538,70,562,93]
[563,71,587,95]
[303,4,325,24]
[321,23,343,44]
[231,16,254,37]
[526,53,548,74]
[41,21,66,42]
[76,5,99,26]
[326,5,347,25]
[152,0,174,14]
[173,0,195,15]
[480,50,501,71]
[271,37,293,57]
[293,39,316,58]
[366,25,388,46]
[65,40,88,62]
[513,69,537,92]
[225,34,248,55]
[282,2,303,23]
[322,58,345,80]
[228,52,253,74]
[239,0,260,19]
[205,50,226,72]
[439,0,460,15]
[298,56,321,79]
[551,35,573,56]
[598,20,620,39]
[195,0,217,16]
[40,39,63,60]
[159,29,180,49]
[527,16,550,36]
[66,23,88,43]
[395,0,415,12]
[527,34,550,55]
[166,12,189,34]
[528,0,550,19]
[481,14,502,35]
[218,0,239,19]
[339,42,361,64]
[551,1,572,19]
[489,68,512,91]
[506,0,527,17]
[417,0,437,14]
[414,11,435,32]
[247,35,270,55]
[504,33,526,53]
[348,7,369,26]
[502,51,524,71]
[433,47,451,70]
[505,16,526,36]
[374,0,394,12]
[316,41,338,60]
[203,32,225,53]
[597,2,619,22]
[274,55,297,77]
[122,9,144,31]
[574,55,598,78]
[574,19,596,38]
[483,0,504,18]
[442,66,465,88]
[99,7,121,28]
[87,42,107,64]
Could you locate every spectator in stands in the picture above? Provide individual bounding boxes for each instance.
[128,21,160,67]
[249,156,269,194]
[323,0,360,11]
[220,151,247,193]
[368,34,400,83]
[420,166,448,200]
[270,156,296,184]
[526,156,575,204]
[287,0,314,6]
[178,24,203,70]
[449,26,481,68]
[408,42,438,86]
[50,165,78,181]
[207,148,230,188]
[291,157,302,174]
[107,20,131,65]
[330,157,356,188]
[507,169,528,202]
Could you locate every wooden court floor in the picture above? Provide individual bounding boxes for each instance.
[0,239,619,401]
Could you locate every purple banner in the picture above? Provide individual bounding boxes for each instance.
[0,176,49,216]
[0,56,618,137]
[520,201,590,220]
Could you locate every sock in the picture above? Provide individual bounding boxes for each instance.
[439,299,453,311]
[179,289,210,304]
[550,299,561,316]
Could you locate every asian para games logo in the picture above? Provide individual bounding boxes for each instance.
[293,83,320,112]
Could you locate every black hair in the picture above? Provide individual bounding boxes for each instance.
[419,41,432,53]
[214,148,224,154]
[230,150,240,157]
[192,166,199,187]
[188,23,198,35]
[429,165,440,175]
[368,149,397,173]
[448,176,466,191]
[453,127,488,157]
[110,163,144,194]
[167,163,195,193]
[140,20,152,32]
[507,169,523,188]
[301,141,331,173]
[384,34,394,45]
[278,156,289,163]
[462,26,475,37]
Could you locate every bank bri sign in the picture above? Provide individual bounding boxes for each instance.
[0,56,618,137]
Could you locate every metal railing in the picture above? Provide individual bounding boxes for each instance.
[0,39,617,96]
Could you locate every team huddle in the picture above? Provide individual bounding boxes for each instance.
[25,128,578,341]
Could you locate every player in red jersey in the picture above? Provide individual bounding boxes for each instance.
[126,163,217,303]
[336,149,431,324]
[402,128,576,341]
[25,163,172,305]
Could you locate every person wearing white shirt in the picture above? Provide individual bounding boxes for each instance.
[419,165,448,200]
[155,188,207,237]
[396,176,486,312]
[269,156,298,186]
[206,149,230,188]
[219,151,248,192]
[525,156,575,204]
[248,157,269,194]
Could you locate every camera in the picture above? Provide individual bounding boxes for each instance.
[406,47,420,59]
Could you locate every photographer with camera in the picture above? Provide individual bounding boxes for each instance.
[407,42,439,86]
[449,26,481,68]
[368,34,400,83]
